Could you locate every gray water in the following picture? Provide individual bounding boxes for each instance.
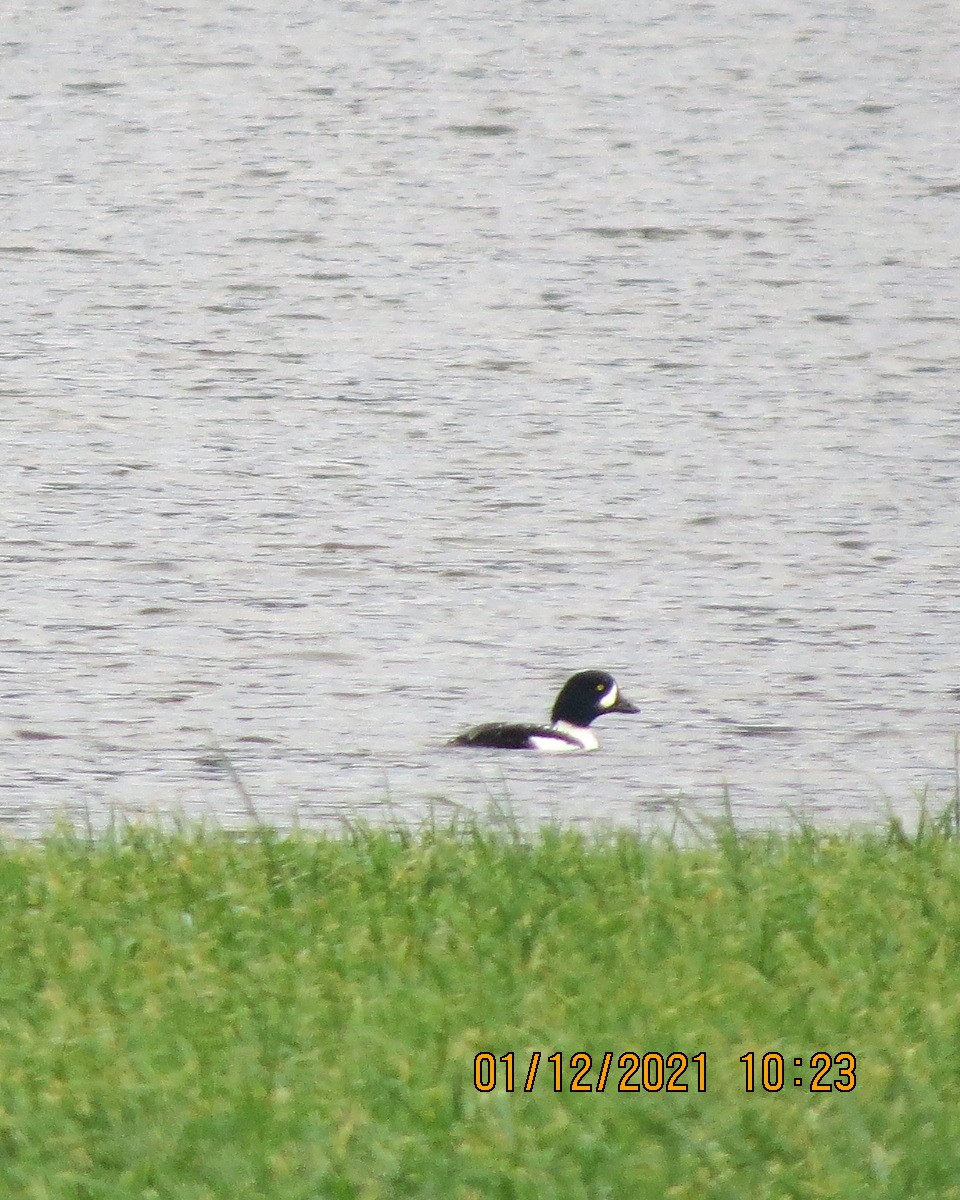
[2,1,959,834]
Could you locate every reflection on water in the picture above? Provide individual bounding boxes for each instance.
[1,1,959,833]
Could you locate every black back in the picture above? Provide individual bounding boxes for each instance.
[451,722,551,749]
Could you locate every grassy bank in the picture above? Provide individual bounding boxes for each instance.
[1,810,959,1199]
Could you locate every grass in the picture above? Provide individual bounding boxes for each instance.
[1,803,959,1199]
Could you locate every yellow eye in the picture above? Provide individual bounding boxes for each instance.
[596,682,605,691]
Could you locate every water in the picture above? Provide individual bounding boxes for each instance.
[2,1,959,834]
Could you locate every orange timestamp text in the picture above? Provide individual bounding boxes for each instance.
[473,1050,858,1093]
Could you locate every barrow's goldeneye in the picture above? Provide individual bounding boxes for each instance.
[451,670,638,753]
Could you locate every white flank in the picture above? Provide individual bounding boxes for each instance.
[548,721,600,752]
[529,735,582,754]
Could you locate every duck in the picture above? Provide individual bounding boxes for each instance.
[451,670,638,753]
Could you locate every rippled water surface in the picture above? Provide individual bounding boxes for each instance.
[2,1,959,833]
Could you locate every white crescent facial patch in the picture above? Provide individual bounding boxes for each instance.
[598,683,619,709]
